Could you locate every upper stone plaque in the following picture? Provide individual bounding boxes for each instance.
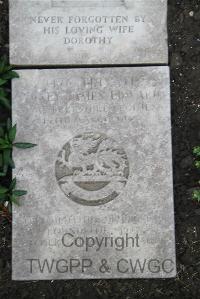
[10,0,168,65]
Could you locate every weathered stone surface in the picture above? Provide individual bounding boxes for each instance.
[10,0,168,65]
[12,67,176,280]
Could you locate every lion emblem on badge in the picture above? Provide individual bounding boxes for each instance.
[55,132,129,206]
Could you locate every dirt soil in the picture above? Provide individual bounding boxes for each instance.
[0,0,200,298]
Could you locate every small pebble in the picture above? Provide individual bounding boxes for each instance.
[189,11,194,17]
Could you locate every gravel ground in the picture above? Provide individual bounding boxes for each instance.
[0,0,200,298]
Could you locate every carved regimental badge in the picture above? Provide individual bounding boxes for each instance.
[55,132,129,206]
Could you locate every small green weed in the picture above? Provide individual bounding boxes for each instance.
[0,119,36,176]
[0,56,19,109]
[0,56,37,221]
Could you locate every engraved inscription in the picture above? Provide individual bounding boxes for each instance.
[29,14,146,46]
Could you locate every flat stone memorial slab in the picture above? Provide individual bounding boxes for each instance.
[10,0,168,65]
[12,67,176,280]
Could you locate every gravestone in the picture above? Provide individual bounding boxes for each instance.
[9,0,168,65]
[12,67,176,280]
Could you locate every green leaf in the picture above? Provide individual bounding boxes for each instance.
[13,190,27,197]
[8,124,16,142]
[3,149,11,169]
[1,70,19,80]
[10,195,20,206]
[0,94,10,109]
[193,146,200,157]
[14,142,37,149]
[0,88,10,108]
[0,186,8,194]
[0,79,7,86]
[195,161,200,169]
[193,190,200,203]
[0,144,11,150]
[0,146,15,171]
[1,139,9,147]
[9,178,16,190]
[0,138,6,144]
[0,57,13,75]
[0,135,11,149]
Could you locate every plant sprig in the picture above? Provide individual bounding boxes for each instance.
[0,56,19,109]
[0,178,27,207]
[0,56,37,220]
[0,119,37,177]
[0,88,10,109]
[0,56,19,84]
[193,190,200,203]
